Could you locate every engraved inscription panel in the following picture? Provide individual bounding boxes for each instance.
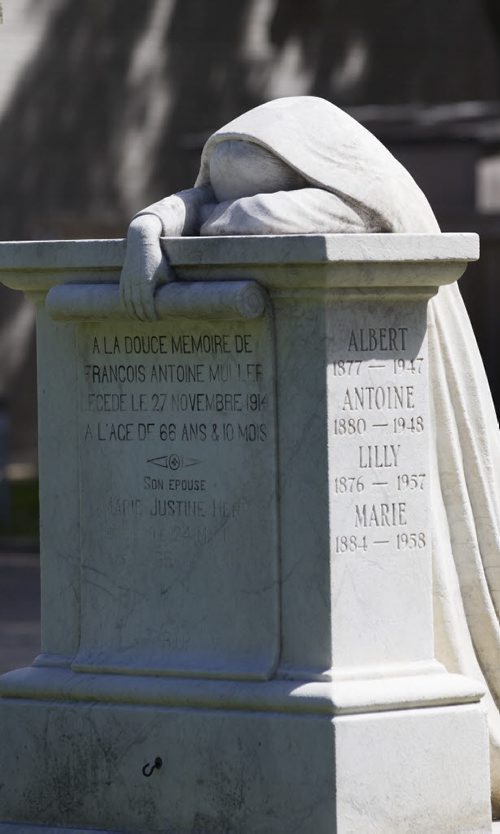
[74,315,279,680]
[327,301,432,667]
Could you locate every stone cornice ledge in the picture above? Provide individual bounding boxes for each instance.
[0,233,479,295]
[0,666,485,716]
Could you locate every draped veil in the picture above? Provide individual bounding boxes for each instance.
[195,97,500,814]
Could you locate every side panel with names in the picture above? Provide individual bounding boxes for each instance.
[73,315,279,680]
[328,301,433,668]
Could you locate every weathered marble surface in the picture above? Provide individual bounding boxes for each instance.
[120,97,440,321]
[119,95,500,817]
[0,233,493,832]
[74,313,278,680]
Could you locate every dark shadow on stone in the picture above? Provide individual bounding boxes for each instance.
[150,0,259,197]
[0,0,158,241]
[0,0,160,466]
[0,0,498,241]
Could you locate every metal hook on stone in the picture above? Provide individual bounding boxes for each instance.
[142,756,163,777]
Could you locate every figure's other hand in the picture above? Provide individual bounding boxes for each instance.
[120,215,171,321]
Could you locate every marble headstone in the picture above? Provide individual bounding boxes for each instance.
[0,233,492,833]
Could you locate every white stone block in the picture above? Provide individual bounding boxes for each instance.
[0,234,492,832]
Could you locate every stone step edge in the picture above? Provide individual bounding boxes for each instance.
[0,664,484,717]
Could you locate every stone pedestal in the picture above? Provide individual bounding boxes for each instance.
[0,234,492,832]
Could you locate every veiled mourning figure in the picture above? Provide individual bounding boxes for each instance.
[120,96,500,814]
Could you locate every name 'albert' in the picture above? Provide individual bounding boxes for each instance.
[347,327,408,352]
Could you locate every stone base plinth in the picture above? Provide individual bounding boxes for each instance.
[0,667,492,833]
